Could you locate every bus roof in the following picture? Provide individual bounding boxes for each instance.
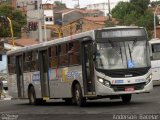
[96,26,143,31]
[149,38,160,44]
[7,26,145,55]
[7,29,95,55]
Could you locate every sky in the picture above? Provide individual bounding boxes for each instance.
[42,0,129,8]
[42,0,158,8]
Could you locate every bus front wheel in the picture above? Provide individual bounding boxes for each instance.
[121,94,132,103]
[74,84,86,107]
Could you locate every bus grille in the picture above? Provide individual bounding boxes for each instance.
[111,83,145,92]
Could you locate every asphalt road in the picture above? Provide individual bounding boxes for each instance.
[0,86,160,120]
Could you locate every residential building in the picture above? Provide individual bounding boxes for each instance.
[27,0,52,41]
[77,9,104,17]
[0,52,7,73]
[42,3,55,25]
[54,9,83,25]
[52,16,118,39]
[86,0,129,16]
[86,2,117,16]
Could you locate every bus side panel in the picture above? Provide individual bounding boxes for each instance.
[23,71,42,98]
[8,74,18,98]
[48,66,83,98]
[151,60,160,82]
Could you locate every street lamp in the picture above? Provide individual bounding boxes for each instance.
[0,16,14,47]
[154,4,160,39]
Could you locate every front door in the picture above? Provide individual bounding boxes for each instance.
[39,50,50,99]
[81,40,95,95]
[16,55,24,98]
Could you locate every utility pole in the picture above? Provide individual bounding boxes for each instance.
[154,4,160,38]
[38,0,43,42]
[108,0,111,21]
[73,0,80,8]
[78,0,80,8]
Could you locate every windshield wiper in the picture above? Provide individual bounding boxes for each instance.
[119,47,123,63]
[131,38,137,52]
[108,40,123,63]
[128,43,133,61]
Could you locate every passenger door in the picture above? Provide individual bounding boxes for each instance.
[39,50,50,99]
[81,39,95,96]
[16,55,24,98]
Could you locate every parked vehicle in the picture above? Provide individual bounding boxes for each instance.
[149,38,160,85]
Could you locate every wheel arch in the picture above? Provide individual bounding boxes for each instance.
[28,84,34,98]
[71,80,80,97]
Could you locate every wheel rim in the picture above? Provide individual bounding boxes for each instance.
[75,89,80,104]
[30,92,34,104]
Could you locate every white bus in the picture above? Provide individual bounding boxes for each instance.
[149,39,160,85]
[7,26,153,106]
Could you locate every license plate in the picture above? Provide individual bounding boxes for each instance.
[125,87,134,91]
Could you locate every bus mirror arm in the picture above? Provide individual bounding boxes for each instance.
[93,45,96,61]
[93,53,96,61]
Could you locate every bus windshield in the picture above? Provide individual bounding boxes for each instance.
[95,39,150,70]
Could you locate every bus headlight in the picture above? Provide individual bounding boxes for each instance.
[98,77,110,87]
[146,74,152,85]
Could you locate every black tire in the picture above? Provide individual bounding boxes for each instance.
[74,84,86,107]
[28,87,46,105]
[64,98,72,104]
[28,86,36,105]
[121,94,132,103]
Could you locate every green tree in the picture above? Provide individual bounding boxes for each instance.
[0,4,26,38]
[130,0,150,14]
[111,1,157,39]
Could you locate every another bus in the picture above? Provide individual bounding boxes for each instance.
[7,26,153,106]
[149,39,160,85]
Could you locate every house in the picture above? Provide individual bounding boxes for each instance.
[53,16,108,38]
[54,9,83,25]
[86,1,129,16]
[42,3,55,25]
[77,9,104,17]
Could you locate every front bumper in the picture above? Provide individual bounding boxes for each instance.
[96,79,153,96]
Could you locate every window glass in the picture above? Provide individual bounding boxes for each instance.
[24,52,31,72]
[49,46,58,68]
[68,41,80,65]
[59,44,68,66]
[0,54,2,61]
[8,56,16,74]
[31,51,38,71]
[50,17,53,21]
[152,44,160,60]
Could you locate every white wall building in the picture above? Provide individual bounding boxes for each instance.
[86,2,117,16]
[44,10,54,25]
[86,0,129,16]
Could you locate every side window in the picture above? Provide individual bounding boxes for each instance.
[23,52,31,72]
[8,55,16,74]
[152,44,160,60]
[31,51,39,71]
[49,46,58,68]
[68,41,81,65]
[59,44,68,66]
[0,54,2,61]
